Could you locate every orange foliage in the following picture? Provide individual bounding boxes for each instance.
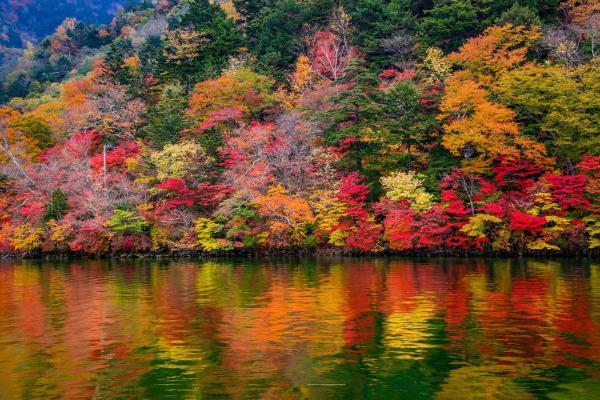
[253,185,315,247]
[448,24,541,80]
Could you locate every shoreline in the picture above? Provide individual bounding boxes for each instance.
[2,248,599,260]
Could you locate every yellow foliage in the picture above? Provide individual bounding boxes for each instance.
[461,214,502,238]
[123,55,140,74]
[311,190,347,244]
[449,24,541,79]
[151,140,212,181]
[423,47,451,84]
[187,67,277,124]
[328,228,349,247]
[440,72,552,172]
[46,219,71,243]
[291,55,313,93]
[492,228,511,251]
[527,238,560,251]
[194,218,229,252]
[150,226,170,252]
[11,224,44,252]
[584,216,600,249]
[163,28,207,65]
[381,171,434,212]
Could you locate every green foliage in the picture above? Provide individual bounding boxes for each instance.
[143,84,191,147]
[232,0,276,23]
[342,0,417,65]
[418,0,482,51]
[43,189,69,222]
[106,210,149,234]
[105,38,135,84]
[380,80,434,170]
[250,0,311,69]
[165,0,242,84]
[495,62,600,164]
[9,115,54,150]
[195,217,231,251]
[495,2,541,26]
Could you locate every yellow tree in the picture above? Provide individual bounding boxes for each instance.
[439,25,552,172]
[187,67,280,128]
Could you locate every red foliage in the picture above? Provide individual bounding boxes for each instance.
[195,182,234,208]
[89,141,140,172]
[378,69,415,88]
[544,174,590,210]
[383,206,415,250]
[509,211,546,233]
[493,157,543,190]
[68,218,110,254]
[198,107,245,131]
[337,172,369,205]
[155,178,195,209]
[65,130,102,159]
[577,155,600,211]
[413,206,452,249]
[311,31,355,81]
[345,220,381,251]
[328,136,356,160]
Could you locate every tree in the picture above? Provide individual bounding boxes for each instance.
[381,171,434,212]
[188,67,279,129]
[418,0,482,51]
[250,0,311,69]
[232,0,276,23]
[495,62,600,168]
[380,80,433,169]
[325,58,381,177]
[341,0,416,66]
[253,185,315,247]
[495,2,541,26]
[439,25,552,172]
[151,140,214,182]
[43,188,69,222]
[165,0,242,84]
[143,84,191,147]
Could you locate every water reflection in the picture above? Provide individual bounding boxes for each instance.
[0,258,598,399]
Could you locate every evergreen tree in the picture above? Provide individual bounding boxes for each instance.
[418,0,482,51]
[143,84,191,147]
[166,0,243,84]
[43,189,69,222]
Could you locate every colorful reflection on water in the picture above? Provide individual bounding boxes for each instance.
[0,258,599,399]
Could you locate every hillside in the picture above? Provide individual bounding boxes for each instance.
[0,0,599,256]
[0,0,132,48]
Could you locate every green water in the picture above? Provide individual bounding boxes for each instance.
[0,258,598,399]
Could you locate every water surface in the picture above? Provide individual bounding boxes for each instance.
[0,258,599,399]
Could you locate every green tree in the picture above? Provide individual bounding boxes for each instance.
[43,189,69,222]
[418,0,482,51]
[342,0,417,66]
[495,2,541,26]
[250,0,311,70]
[380,81,429,170]
[106,209,148,234]
[325,58,382,182]
[10,114,54,150]
[143,84,191,147]
[165,0,243,84]
[495,62,600,167]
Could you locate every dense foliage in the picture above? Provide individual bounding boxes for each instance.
[0,0,599,256]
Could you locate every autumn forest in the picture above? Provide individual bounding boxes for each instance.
[1,0,599,256]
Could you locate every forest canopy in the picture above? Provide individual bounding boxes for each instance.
[0,0,599,256]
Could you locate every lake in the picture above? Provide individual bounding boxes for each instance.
[0,258,598,399]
